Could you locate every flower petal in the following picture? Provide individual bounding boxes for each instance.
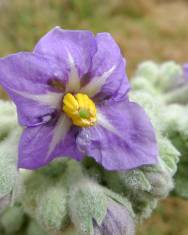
[34,27,97,92]
[0,52,66,127]
[183,64,188,81]
[18,115,82,169]
[81,33,130,100]
[76,100,158,170]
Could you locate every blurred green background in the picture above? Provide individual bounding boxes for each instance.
[0,0,188,234]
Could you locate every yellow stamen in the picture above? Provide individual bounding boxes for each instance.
[62,93,97,127]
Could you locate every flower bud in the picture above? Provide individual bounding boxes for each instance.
[93,199,135,235]
[144,168,173,198]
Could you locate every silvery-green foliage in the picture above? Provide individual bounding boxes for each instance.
[66,161,107,235]
[131,77,159,95]
[162,104,188,154]
[0,101,17,141]
[0,130,22,200]
[158,137,180,176]
[22,160,135,235]
[162,104,188,198]
[36,185,68,232]
[66,161,134,235]
[131,61,188,201]
[0,102,22,213]
[135,61,159,84]
[132,61,183,93]
[69,179,107,235]
[157,61,183,91]
[22,162,69,233]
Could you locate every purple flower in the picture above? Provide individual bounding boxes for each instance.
[183,64,188,81]
[93,200,135,235]
[0,27,157,170]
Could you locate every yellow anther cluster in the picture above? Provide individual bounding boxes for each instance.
[63,93,97,127]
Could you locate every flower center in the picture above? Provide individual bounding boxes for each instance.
[62,93,97,127]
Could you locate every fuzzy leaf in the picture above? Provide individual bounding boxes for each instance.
[119,170,151,193]
[36,185,69,231]
[22,161,70,232]
[0,129,22,204]
[69,179,107,235]
[158,136,180,175]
